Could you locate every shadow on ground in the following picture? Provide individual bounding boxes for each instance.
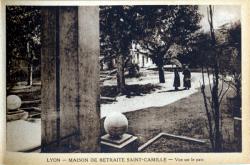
[158,88,187,93]
[101,84,162,104]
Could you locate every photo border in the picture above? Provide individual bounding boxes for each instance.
[1,0,250,164]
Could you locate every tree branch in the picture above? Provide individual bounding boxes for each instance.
[219,82,231,108]
[200,78,215,150]
[206,67,212,94]
[219,76,224,98]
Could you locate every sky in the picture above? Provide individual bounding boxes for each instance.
[198,5,241,31]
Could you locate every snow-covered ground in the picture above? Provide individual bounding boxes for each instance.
[101,70,212,118]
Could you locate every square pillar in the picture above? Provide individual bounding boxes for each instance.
[41,6,100,152]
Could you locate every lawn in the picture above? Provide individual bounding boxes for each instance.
[101,84,240,152]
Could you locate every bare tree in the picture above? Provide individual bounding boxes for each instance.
[201,5,231,152]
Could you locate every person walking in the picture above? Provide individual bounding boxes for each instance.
[173,68,180,91]
[182,65,191,90]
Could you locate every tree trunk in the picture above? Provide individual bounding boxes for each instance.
[212,83,222,152]
[27,41,33,86]
[158,65,165,83]
[213,51,222,152]
[27,63,33,86]
[208,5,222,152]
[142,56,145,67]
[201,66,215,150]
[117,54,125,93]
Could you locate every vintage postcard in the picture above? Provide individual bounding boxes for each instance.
[0,0,250,165]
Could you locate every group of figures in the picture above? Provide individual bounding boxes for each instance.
[173,65,191,91]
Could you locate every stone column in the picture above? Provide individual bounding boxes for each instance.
[78,6,101,152]
[41,6,100,152]
[41,7,58,152]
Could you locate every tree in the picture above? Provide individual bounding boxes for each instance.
[100,6,140,93]
[182,31,214,68]
[6,6,41,86]
[200,5,236,152]
[134,6,202,83]
[218,21,241,109]
[100,5,202,91]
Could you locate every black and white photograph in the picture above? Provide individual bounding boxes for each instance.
[5,4,243,155]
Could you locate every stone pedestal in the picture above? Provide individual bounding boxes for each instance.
[7,109,28,121]
[101,133,138,152]
[234,117,242,150]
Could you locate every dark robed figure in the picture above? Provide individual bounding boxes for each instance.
[173,68,180,90]
[182,66,191,90]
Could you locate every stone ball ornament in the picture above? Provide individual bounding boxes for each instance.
[7,95,22,110]
[104,112,128,139]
